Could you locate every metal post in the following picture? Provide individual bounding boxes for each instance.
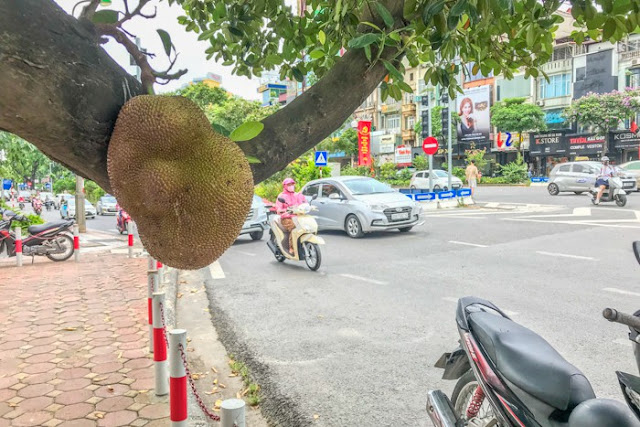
[169,329,188,426]
[447,97,453,190]
[73,224,79,262]
[148,267,158,353]
[428,90,434,191]
[127,221,133,258]
[221,399,246,427]
[152,292,169,396]
[15,227,22,267]
[75,175,86,233]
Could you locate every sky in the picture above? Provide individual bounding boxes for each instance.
[54,0,282,100]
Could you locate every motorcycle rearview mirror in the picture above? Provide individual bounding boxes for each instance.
[277,197,286,203]
[633,241,640,266]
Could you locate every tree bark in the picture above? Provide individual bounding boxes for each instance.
[1,0,400,190]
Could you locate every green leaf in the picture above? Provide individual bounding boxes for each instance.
[245,156,262,164]
[157,29,174,57]
[526,24,536,46]
[422,0,445,24]
[265,54,284,65]
[347,33,380,49]
[230,122,265,142]
[292,67,305,82]
[381,60,403,81]
[450,0,469,17]
[603,17,617,39]
[375,2,395,28]
[318,30,326,45]
[212,123,230,137]
[92,10,118,24]
[364,44,372,62]
[229,26,243,37]
[403,0,418,19]
[309,49,325,59]
[397,80,414,93]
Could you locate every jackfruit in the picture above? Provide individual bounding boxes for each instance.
[107,95,253,269]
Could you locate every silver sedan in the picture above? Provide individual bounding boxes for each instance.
[301,176,422,238]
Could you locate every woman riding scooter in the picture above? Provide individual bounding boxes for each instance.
[275,178,306,255]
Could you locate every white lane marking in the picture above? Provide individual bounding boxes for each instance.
[448,240,488,248]
[441,297,518,316]
[235,250,256,256]
[603,287,640,297]
[505,218,640,229]
[613,338,633,348]
[339,274,388,285]
[636,211,640,221]
[536,251,596,261]
[485,202,499,208]
[573,207,592,216]
[208,261,226,279]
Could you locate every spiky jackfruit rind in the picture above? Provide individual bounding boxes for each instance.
[107,95,253,269]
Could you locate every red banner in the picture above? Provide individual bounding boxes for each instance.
[358,121,372,166]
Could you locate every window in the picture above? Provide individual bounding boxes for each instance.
[558,164,571,172]
[321,183,342,198]
[410,72,414,81]
[405,115,415,129]
[626,161,640,170]
[302,184,320,198]
[572,164,586,173]
[415,172,424,178]
[627,69,640,89]
[539,73,571,99]
[551,45,573,61]
[387,115,400,131]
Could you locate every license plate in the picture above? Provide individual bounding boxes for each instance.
[624,183,634,188]
[391,212,409,221]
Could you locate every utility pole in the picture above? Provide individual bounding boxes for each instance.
[75,175,86,233]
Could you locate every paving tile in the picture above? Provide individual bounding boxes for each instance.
[18,384,53,398]
[53,402,94,420]
[97,410,137,427]
[54,390,94,405]
[12,410,53,426]
[95,396,134,412]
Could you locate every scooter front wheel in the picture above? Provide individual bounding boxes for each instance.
[303,242,321,271]
[616,194,628,207]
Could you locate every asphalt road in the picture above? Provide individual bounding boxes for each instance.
[199,186,640,426]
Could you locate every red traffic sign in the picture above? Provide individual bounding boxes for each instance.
[422,137,439,155]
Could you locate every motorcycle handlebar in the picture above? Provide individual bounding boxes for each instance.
[603,308,640,331]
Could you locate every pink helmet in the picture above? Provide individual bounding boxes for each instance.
[283,178,295,187]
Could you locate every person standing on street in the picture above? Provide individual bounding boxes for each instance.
[465,160,479,196]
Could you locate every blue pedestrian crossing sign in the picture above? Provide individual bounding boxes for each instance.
[314,151,328,167]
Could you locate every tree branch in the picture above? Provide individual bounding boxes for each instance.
[79,0,100,19]
[117,0,155,25]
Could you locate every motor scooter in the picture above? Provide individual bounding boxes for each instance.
[116,208,131,234]
[32,199,43,216]
[426,242,640,426]
[266,202,324,271]
[0,209,75,262]
[590,176,627,207]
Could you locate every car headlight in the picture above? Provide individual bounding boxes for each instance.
[368,203,387,212]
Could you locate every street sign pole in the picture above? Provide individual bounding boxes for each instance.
[428,92,433,191]
[447,96,453,189]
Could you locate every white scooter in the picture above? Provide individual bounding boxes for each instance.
[590,176,627,207]
[266,202,324,271]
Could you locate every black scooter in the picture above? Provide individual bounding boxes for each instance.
[0,210,75,262]
[427,242,640,426]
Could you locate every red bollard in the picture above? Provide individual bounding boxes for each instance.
[152,292,168,396]
[169,329,188,426]
[15,227,22,267]
[127,221,134,257]
[73,224,79,262]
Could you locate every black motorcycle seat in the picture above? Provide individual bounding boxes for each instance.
[28,221,71,235]
[469,311,595,411]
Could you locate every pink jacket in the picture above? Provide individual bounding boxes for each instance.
[275,191,307,219]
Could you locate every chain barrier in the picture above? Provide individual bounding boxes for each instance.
[158,302,221,422]
[179,343,221,422]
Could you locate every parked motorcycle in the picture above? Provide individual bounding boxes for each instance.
[426,242,640,427]
[590,176,628,207]
[116,209,131,234]
[266,202,324,271]
[0,210,75,262]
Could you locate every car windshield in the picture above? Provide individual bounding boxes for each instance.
[102,196,116,203]
[85,200,93,207]
[434,170,449,178]
[343,178,394,195]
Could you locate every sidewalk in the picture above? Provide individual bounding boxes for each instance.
[0,253,168,426]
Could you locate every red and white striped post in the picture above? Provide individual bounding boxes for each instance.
[169,329,188,426]
[157,260,164,283]
[73,224,80,262]
[15,226,22,267]
[152,292,168,396]
[147,258,158,353]
[127,221,134,258]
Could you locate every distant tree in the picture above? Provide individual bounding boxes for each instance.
[205,97,279,136]
[0,132,49,185]
[491,98,546,151]
[173,82,229,110]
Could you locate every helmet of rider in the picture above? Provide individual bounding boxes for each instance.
[283,178,296,193]
[601,156,610,163]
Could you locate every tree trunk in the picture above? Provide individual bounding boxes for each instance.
[1,0,399,190]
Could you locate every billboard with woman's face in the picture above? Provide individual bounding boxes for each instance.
[456,86,491,148]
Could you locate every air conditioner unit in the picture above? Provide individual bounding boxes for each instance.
[633,59,640,66]
[536,100,545,107]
